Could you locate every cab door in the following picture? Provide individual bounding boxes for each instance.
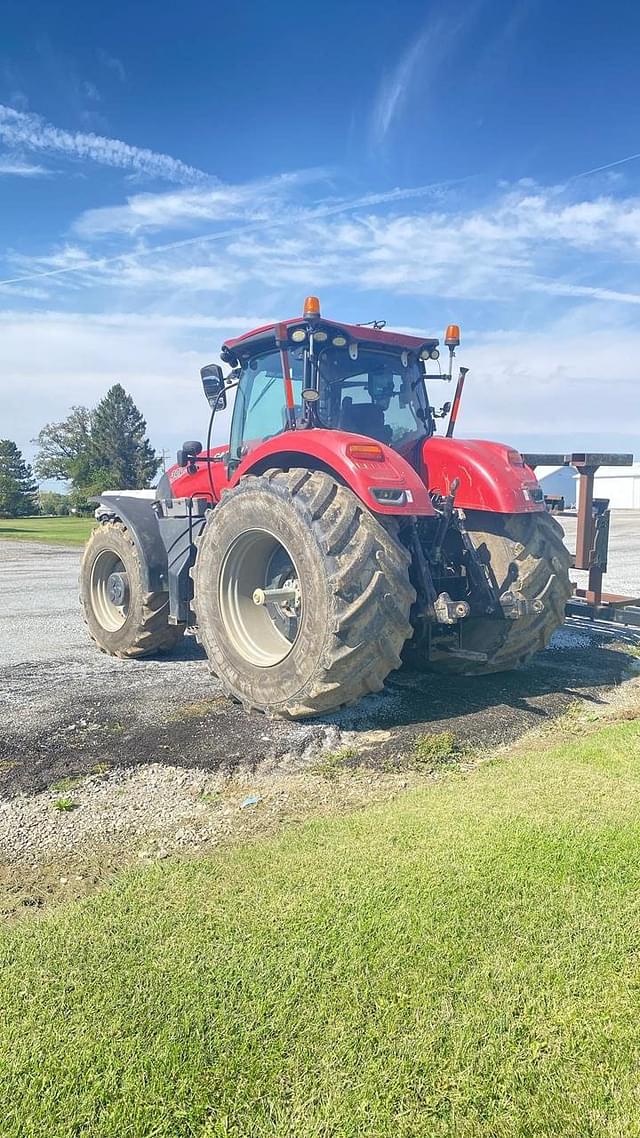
[228,349,303,472]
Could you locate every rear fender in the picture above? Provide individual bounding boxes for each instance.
[231,429,436,517]
[421,438,545,514]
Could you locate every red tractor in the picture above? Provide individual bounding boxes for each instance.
[80,297,571,718]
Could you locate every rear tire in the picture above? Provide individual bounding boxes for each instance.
[426,510,572,674]
[192,469,416,718]
[80,521,185,658]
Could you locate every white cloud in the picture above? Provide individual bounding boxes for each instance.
[455,315,640,446]
[73,169,330,238]
[0,105,209,184]
[5,181,640,320]
[0,309,271,463]
[1,305,638,468]
[370,4,482,145]
[206,186,640,306]
[0,309,269,332]
[371,34,426,143]
[0,180,458,290]
[0,158,49,177]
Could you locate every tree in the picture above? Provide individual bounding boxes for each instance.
[39,490,71,516]
[33,406,94,485]
[33,387,159,506]
[0,440,38,517]
[90,384,160,490]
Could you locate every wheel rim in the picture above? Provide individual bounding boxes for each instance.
[90,550,130,632]
[218,529,302,667]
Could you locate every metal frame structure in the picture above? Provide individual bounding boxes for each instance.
[523,452,640,629]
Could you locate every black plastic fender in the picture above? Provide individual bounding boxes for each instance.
[94,493,167,594]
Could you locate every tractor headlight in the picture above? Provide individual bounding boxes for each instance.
[370,487,409,504]
[290,328,307,343]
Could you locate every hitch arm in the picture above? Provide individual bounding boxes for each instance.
[408,520,438,618]
[456,512,499,614]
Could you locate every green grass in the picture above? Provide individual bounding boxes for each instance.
[2,720,640,1136]
[0,515,94,545]
[412,729,457,765]
[52,796,79,812]
[311,745,359,778]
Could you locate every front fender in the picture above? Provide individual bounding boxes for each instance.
[232,430,436,516]
[421,438,545,513]
[94,493,167,592]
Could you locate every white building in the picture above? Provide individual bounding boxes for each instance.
[535,461,640,510]
[591,462,640,510]
[535,466,578,508]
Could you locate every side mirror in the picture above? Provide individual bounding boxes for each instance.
[177,440,203,469]
[200,363,226,410]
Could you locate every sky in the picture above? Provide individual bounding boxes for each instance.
[1,0,639,478]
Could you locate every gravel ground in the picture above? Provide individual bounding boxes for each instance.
[1,522,639,917]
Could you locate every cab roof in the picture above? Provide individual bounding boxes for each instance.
[222,317,438,361]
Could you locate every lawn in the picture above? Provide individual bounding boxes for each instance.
[0,515,94,545]
[2,718,640,1137]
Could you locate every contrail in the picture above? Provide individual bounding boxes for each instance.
[568,151,640,182]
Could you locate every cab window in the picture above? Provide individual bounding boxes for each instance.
[230,350,303,460]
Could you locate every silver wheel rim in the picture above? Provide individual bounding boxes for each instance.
[218,529,302,667]
[90,550,130,632]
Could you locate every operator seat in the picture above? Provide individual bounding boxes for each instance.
[340,397,392,445]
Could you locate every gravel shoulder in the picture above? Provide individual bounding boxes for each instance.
[1,528,639,918]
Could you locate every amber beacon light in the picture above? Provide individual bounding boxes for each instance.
[303,295,321,319]
[444,324,460,349]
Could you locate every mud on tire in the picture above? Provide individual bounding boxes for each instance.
[191,468,416,718]
[80,521,185,658]
[427,509,572,674]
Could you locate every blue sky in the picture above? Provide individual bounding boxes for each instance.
[1,0,639,470]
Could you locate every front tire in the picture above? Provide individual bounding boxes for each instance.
[80,521,185,658]
[427,510,572,674]
[192,469,416,718]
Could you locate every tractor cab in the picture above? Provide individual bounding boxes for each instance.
[216,297,445,471]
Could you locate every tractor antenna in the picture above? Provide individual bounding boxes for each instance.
[357,319,387,330]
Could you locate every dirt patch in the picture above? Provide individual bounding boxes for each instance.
[2,630,638,800]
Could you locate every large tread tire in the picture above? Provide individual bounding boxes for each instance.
[80,521,185,658]
[427,510,572,675]
[192,469,416,718]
